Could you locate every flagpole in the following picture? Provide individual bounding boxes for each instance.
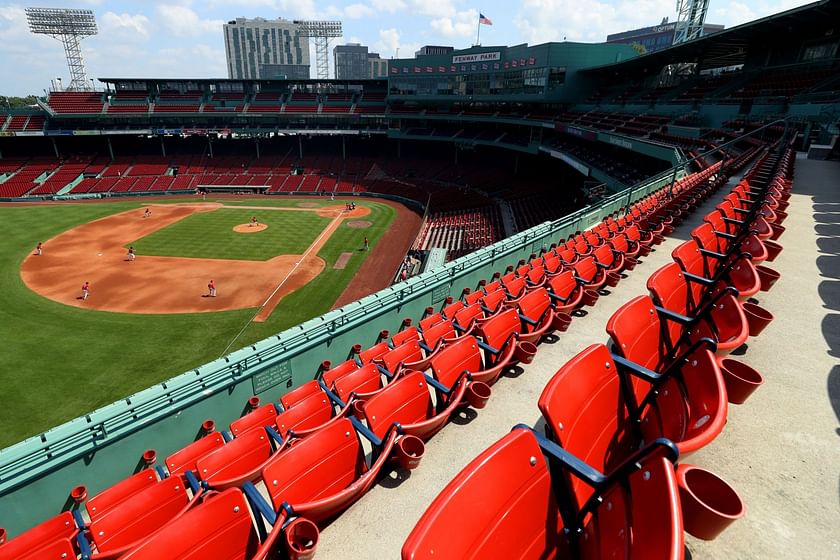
[476,13,481,46]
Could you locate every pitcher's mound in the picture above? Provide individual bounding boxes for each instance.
[233,223,268,233]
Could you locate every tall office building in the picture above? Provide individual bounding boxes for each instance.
[334,43,370,80]
[224,17,310,80]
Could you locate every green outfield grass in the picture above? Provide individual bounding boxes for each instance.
[131,208,332,260]
[0,198,397,449]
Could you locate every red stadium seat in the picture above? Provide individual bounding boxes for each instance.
[362,370,468,441]
[401,427,683,560]
[606,296,728,456]
[118,488,274,560]
[572,256,607,292]
[514,287,556,344]
[164,431,226,476]
[194,427,276,489]
[259,417,397,523]
[333,362,386,401]
[647,262,749,356]
[230,403,279,437]
[546,270,584,314]
[671,240,761,301]
[0,512,77,560]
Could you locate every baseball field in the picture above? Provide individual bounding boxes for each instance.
[0,196,419,449]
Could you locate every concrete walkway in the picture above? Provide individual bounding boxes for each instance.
[316,155,840,559]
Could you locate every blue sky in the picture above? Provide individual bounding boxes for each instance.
[0,0,814,96]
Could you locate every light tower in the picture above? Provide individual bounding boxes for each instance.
[673,0,710,45]
[26,7,98,91]
[293,20,343,79]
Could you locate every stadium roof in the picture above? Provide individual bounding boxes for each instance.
[580,0,839,75]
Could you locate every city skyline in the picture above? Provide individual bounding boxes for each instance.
[0,0,815,96]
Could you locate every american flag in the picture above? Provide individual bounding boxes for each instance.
[479,13,493,25]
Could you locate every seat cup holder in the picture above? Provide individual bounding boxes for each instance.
[582,289,600,307]
[551,312,572,332]
[762,240,783,261]
[605,271,621,288]
[676,464,745,540]
[639,245,652,256]
[466,381,492,409]
[284,517,320,560]
[71,485,88,504]
[514,341,538,364]
[773,210,788,224]
[719,358,764,404]
[352,400,366,420]
[623,256,638,271]
[742,302,774,336]
[202,419,215,433]
[395,435,425,470]
[769,222,785,241]
[755,265,780,292]
[0,527,6,545]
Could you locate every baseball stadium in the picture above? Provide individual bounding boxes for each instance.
[0,1,838,558]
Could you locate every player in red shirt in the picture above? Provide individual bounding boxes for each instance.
[35,242,43,256]
[207,280,216,297]
[81,281,90,301]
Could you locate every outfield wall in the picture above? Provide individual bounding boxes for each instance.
[0,169,684,536]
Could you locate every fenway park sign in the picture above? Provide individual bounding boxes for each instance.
[452,51,501,64]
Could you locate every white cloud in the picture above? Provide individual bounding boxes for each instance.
[156,5,224,37]
[430,9,478,39]
[373,28,419,59]
[370,0,407,13]
[344,3,375,19]
[101,12,151,39]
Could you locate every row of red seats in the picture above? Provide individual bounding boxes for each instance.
[0,153,760,558]
[401,143,794,559]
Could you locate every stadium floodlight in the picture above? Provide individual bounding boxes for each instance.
[293,20,343,79]
[673,0,710,45]
[26,7,98,91]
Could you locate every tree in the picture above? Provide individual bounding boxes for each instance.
[0,95,40,108]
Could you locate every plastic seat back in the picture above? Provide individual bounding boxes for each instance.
[280,379,321,409]
[481,289,506,314]
[477,308,520,352]
[453,303,483,331]
[538,344,636,506]
[401,428,566,560]
[322,358,361,388]
[391,326,420,347]
[594,244,616,268]
[543,254,562,273]
[230,403,278,437]
[195,427,272,485]
[464,290,484,306]
[89,476,190,554]
[442,300,464,319]
[547,270,578,301]
[573,256,598,283]
[380,340,424,372]
[261,418,366,511]
[429,335,483,389]
[165,432,226,476]
[647,263,703,316]
[274,391,333,437]
[672,240,711,279]
[611,233,630,254]
[503,276,526,298]
[422,319,456,350]
[419,312,444,331]
[359,341,390,365]
[333,363,383,401]
[557,247,577,264]
[118,488,258,560]
[517,288,551,325]
[692,222,727,255]
[86,469,159,523]
[0,512,77,560]
[362,371,433,439]
[526,267,545,285]
[606,295,675,372]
